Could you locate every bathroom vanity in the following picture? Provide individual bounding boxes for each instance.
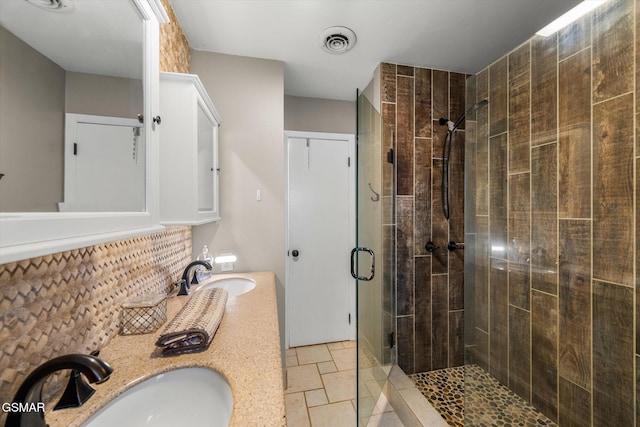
[47,272,285,427]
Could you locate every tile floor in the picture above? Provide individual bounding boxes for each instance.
[284,341,404,426]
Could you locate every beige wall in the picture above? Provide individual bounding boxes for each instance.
[65,72,143,118]
[284,95,355,134]
[190,51,286,341]
[0,26,65,212]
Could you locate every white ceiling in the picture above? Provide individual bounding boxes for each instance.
[170,0,584,101]
[0,0,142,79]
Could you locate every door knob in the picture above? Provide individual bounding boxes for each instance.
[291,250,299,257]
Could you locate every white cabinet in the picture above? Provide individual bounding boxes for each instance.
[159,72,222,225]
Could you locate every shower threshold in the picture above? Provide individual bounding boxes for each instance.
[409,365,556,426]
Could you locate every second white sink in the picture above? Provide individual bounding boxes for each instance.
[198,277,256,298]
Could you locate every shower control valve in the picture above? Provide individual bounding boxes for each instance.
[447,242,464,251]
[425,242,439,253]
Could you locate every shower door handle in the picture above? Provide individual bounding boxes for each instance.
[350,247,375,281]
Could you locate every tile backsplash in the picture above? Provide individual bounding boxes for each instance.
[0,226,191,415]
[159,0,191,74]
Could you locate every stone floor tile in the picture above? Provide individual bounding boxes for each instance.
[296,344,332,365]
[285,392,311,427]
[322,369,357,403]
[317,360,337,374]
[308,401,356,427]
[305,389,328,407]
[331,347,356,371]
[286,364,323,394]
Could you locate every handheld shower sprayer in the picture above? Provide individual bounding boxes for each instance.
[438,99,489,133]
[438,117,456,131]
[438,99,488,220]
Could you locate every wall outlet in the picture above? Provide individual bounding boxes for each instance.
[220,262,233,272]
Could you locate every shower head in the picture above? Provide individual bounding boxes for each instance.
[451,99,489,131]
[466,99,489,116]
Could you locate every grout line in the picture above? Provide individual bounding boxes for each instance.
[633,0,638,424]
[528,35,534,404]
[555,29,561,424]
[557,44,591,64]
[591,89,635,106]
[589,10,594,425]
[530,287,559,299]
[506,48,512,388]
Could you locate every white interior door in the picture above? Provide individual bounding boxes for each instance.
[61,114,144,212]
[287,132,355,348]
[75,122,144,211]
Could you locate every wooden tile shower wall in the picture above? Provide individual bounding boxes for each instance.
[381,63,467,374]
[466,0,640,424]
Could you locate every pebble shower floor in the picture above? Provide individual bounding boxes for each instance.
[409,365,556,426]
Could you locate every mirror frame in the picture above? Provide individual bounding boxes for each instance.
[0,0,169,264]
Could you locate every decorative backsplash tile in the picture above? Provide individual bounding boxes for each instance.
[159,0,191,73]
[0,226,192,412]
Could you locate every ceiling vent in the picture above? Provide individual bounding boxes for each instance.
[24,0,74,12]
[319,26,357,54]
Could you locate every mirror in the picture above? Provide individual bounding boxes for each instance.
[0,0,145,213]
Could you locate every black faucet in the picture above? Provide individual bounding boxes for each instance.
[6,353,113,427]
[178,260,213,295]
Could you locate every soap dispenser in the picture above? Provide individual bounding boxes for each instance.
[196,245,214,281]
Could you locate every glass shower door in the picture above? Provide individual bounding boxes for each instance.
[355,91,394,426]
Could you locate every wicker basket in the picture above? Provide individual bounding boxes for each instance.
[119,293,167,335]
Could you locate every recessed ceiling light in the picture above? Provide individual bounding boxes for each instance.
[318,26,357,54]
[536,0,607,37]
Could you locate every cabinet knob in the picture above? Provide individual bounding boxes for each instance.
[291,250,299,257]
[152,115,161,125]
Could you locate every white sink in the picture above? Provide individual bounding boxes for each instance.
[198,277,256,298]
[83,368,232,427]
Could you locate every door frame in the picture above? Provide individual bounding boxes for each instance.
[284,130,356,349]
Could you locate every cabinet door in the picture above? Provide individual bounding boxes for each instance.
[196,98,218,217]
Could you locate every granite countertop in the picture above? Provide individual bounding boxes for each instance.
[48,271,285,427]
